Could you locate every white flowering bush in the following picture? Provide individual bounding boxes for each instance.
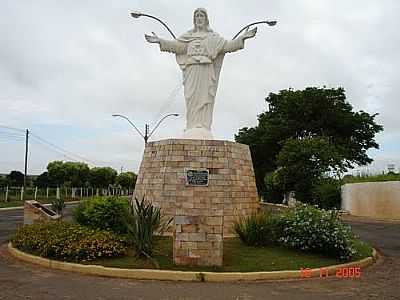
[279,204,357,260]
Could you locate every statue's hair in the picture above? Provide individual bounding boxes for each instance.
[192,8,213,32]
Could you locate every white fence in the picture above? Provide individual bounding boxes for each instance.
[0,186,134,202]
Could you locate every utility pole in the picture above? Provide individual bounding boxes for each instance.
[144,124,149,143]
[24,129,29,199]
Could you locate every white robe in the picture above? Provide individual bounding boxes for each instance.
[159,30,245,139]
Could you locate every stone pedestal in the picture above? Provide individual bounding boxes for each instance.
[134,139,259,266]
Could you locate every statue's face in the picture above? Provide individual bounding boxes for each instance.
[194,10,207,28]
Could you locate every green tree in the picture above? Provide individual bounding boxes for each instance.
[47,161,90,187]
[47,161,66,186]
[7,170,24,187]
[34,172,54,188]
[115,172,137,189]
[235,87,383,201]
[270,137,342,202]
[89,167,117,188]
[0,176,9,187]
[63,162,90,187]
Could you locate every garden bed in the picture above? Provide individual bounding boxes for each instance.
[83,236,372,272]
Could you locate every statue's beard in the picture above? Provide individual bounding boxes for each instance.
[195,24,206,31]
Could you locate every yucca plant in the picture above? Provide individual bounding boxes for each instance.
[234,212,284,246]
[124,197,172,259]
[50,197,66,216]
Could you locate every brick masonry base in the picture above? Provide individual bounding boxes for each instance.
[134,139,259,266]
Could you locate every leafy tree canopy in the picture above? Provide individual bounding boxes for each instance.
[235,87,383,200]
[47,161,90,187]
[63,162,90,187]
[34,172,54,188]
[7,170,24,187]
[0,176,10,187]
[115,172,137,189]
[47,161,66,186]
[89,167,118,188]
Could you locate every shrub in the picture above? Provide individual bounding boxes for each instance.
[74,196,129,233]
[262,173,284,204]
[50,197,66,215]
[235,204,358,260]
[279,204,356,260]
[234,213,283,246]
[12,221,127,262]
[124,197,172,257]
[311,179,341,209]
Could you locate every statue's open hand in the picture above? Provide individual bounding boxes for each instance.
[242,27,257,40]
[145,32,160,44]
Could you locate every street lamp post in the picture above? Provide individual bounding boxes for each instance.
[130,11,176,39]
[232,21,277,40]
[112,113,179,144]
[130,10,277,41]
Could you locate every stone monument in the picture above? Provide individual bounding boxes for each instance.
[133,8,265,266]
[143,8,257,140]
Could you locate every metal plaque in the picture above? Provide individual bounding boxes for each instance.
[185,169,209,186]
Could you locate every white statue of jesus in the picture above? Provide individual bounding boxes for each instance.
[145,8,257,140]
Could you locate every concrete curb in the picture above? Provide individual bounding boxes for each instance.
[0,206,24,211]
[8,243,378,282]
[0,201,81,211]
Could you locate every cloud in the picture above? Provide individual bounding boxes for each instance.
[1,0,399,175]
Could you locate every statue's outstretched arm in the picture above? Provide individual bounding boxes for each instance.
[224,27,257,53]
[145,32,186,54]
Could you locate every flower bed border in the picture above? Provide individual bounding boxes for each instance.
[8,243,377,282]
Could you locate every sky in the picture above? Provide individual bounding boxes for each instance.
[1,0,399,176]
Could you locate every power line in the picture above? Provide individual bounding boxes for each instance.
[30,133,96,165]
[0,138,25,143]
[30,137,81,162]
[0,124,25,133]
[0,130,25,142]
[29,132,103,166]
[0,134,25,141]
[0,132,24,137]
[0,130,25,136]
[0,125,116,167]
[0,126,26,143]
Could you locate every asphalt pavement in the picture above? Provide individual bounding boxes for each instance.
[0,206,399,300]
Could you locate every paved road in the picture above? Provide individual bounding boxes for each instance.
[0,203,77,242]
[0,208,399,300]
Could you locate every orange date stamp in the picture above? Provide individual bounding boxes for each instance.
[300,267,362,279]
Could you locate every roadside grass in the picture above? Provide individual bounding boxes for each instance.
[84,237,372,272]
[343,173,400,184]
[0,197,107,209]
[0,200,26,208]
[351,239,373,260]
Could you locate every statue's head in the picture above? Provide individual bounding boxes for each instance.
[193,8,210,31]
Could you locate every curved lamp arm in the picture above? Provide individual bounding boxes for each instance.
[149,113,179,139]
[131,11,176,39]
[112,114,145,139]
[232,20,277,40]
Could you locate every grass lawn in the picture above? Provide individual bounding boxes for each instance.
[85,237,372,272]
[0,200,26,208]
